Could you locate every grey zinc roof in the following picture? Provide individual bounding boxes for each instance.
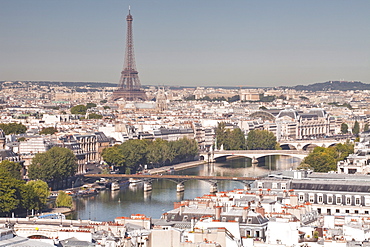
[59,237,95,247]
[276,109,299,120]
[292,180,370,193]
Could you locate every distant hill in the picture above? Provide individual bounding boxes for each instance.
[290,81,370,91]
[0,81,117,88]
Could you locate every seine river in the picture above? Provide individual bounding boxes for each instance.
[71,156,300,221]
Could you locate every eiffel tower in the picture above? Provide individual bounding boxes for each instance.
[111,8,147,101]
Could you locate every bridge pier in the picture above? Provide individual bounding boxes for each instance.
[176,183,185,193]
[252,157,258,166]
[144,190,152,201]
[210,183,218,193]
[177,191,184,201]
[143,181,152,192]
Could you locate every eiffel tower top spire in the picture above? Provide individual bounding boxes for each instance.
[111,7,147,101]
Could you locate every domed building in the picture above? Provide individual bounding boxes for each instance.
[274,108,331,140]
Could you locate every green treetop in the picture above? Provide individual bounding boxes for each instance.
[28,147,77,181]
[352,121,360,135]
[0,123,27,135]
[70,105,87,115]
[246,129,277,150]
[39,127,58,135]
[341,123,348,134]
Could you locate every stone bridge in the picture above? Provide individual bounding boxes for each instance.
[279,139,342,151]
[0,218,124,241]
[200,150,309,163]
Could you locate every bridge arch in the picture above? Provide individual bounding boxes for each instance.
[28,234,51,239]
[249,111,275,122]
[212,153,306,162]
[302,143,318,151]
[280,143,298,150]
[327,143,338,148]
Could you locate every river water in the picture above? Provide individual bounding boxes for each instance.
[71,156,300,221]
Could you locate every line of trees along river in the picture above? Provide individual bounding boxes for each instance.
[71,155,300,221]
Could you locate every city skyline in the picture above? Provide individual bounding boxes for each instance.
[0,0,369,87]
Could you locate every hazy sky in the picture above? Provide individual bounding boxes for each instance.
[1,0,369,87]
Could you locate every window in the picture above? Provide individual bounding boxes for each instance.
[281,183,286,190]
[309,194,315,203]
[345,210,350,213]
[318,195,323,203]
[355,197,361,205]
[365,196,370,206]
[355,210,359,214]
[272,183,277,189]
[336,196,342,204]
[327,195,333,204]
[365,211,369,214]
[257,182,263,189]
[299,194,304,202]
[346,197,351,205]
[336,209,340,213]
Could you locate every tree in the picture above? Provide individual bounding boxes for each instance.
[170,137,198,162]
[301,142,354,172]
[22,180,50,211]
[0,167,24,214]
[0,123,27,135]
[18,137,26,142]
[39,127,58,135]
[246,130,277,150]
[120,139,150,173]
[352,121,360,135]
[259,106,267,110]
[215,122,246,150]
[103,106,110,110]
[102,138,199,174]
[0,160,22,180]
[55,191,73,208]
[216,122,227,150]
[102,145,125,169]
[302,147,337,172]
[70,105,87,115]
[229,128,246,150]
[86,103,97,109]
[341,123,348,134]
[88,113,103,119]
[299,96,309,101]
[147,139,171,166]
[28,147,77,181]
[364,123,369,132]
[228,95,240,103]
[100,100,107,104]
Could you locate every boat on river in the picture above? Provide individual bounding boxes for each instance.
[129,178,143,185]
[111,181,120,191]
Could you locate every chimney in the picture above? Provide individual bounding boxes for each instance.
[242,207,249,222]
[256,207,265,217]
[215,206,222,221]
